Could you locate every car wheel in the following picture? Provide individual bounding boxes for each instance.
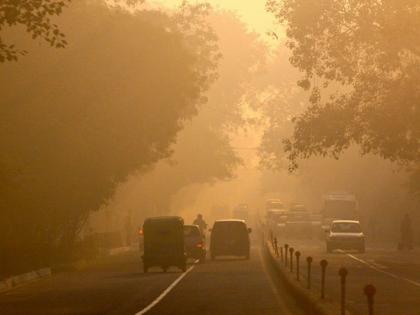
[359,244,366,253]
[162,266,168,273]
[143,264,148,273]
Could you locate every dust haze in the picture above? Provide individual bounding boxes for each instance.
[0,1,419,315]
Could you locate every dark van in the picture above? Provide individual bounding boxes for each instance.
[210,219,251,260]
[142,216,187,273]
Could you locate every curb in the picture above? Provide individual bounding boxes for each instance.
[0,245,134,294]
[0,268,52,293]
[264,242,352,315]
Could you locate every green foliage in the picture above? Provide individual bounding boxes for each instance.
[267,0,420,170]
[0,1,218,275]
[0,0,70,62]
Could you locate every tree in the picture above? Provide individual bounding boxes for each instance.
[0,0,70,62]
[0,1,218,275]
[267,0,420,171]
[98,10,268,227]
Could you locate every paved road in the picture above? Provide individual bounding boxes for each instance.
[276,238,420,315]
[0,245,304,315]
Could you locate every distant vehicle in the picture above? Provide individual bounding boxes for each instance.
[290,203,307,212]
[326,220,365,253]
[266,209,287,223]
[210,219,251,260]
[184,224,206,263]
[266,209,288,235]
[233,204,249,222]
[265,199,285,211]
[322,192,358,230]
[265,199,286,228]
[142,216,187,273]
[285,206,312,238]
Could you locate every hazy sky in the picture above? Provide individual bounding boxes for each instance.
[154,0,277,35]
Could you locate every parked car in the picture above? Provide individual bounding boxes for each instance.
[184,224,206,263]
[142,216,187,273]
[326,220,365,253]
[210,219,251,260]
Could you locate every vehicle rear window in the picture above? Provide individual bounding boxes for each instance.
[332,222,361,233]
[213,221,247,236]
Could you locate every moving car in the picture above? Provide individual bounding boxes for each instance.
[142,216,187,273]
[326,220,365,253]
[210,219,251,260]
[184,224,206,263]
[265,199,285,213]
[265,199,286,233]
[285,204,313,238]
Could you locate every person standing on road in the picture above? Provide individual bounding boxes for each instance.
[193,214,208,234]
[400,213,413,250]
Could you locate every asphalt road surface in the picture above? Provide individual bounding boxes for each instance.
[277,238,420,315]
[0,245,304,315]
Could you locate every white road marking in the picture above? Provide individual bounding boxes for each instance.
[366,259,388,270]
[345,253,420,288]
[134,263,197,315]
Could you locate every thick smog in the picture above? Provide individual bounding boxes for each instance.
[0,1,419,315]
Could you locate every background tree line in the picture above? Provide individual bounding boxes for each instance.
[259,0,420,240]
[0,0,218,276]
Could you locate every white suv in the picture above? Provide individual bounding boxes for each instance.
[326,220,365,253]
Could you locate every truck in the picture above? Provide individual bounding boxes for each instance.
[322,192,358,230]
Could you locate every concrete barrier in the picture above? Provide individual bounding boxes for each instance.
[0,245,133,293]
[0,267,52,293]
[264,242,352,315]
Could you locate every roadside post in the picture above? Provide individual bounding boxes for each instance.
[274,237,279,257]
[289,247,294,272]
[306,256,313,289]
[284,244,289,267]
[320,259,328,299]
[339,267,348,315]
[270,230,274,247]
[295,251,301,281]
[364,284,376,315]
[280,246,284,263]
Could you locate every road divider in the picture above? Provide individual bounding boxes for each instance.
[264,240,350,315]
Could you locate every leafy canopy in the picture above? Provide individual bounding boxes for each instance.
[0,1,218,274]
[0,0,70,62]
[267,0,420,170]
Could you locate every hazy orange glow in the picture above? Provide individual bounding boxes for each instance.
[155,0,277,36]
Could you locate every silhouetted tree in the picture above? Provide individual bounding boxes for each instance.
[0,0,70,62]
[0,1,218,275]
[267,0,420,172]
